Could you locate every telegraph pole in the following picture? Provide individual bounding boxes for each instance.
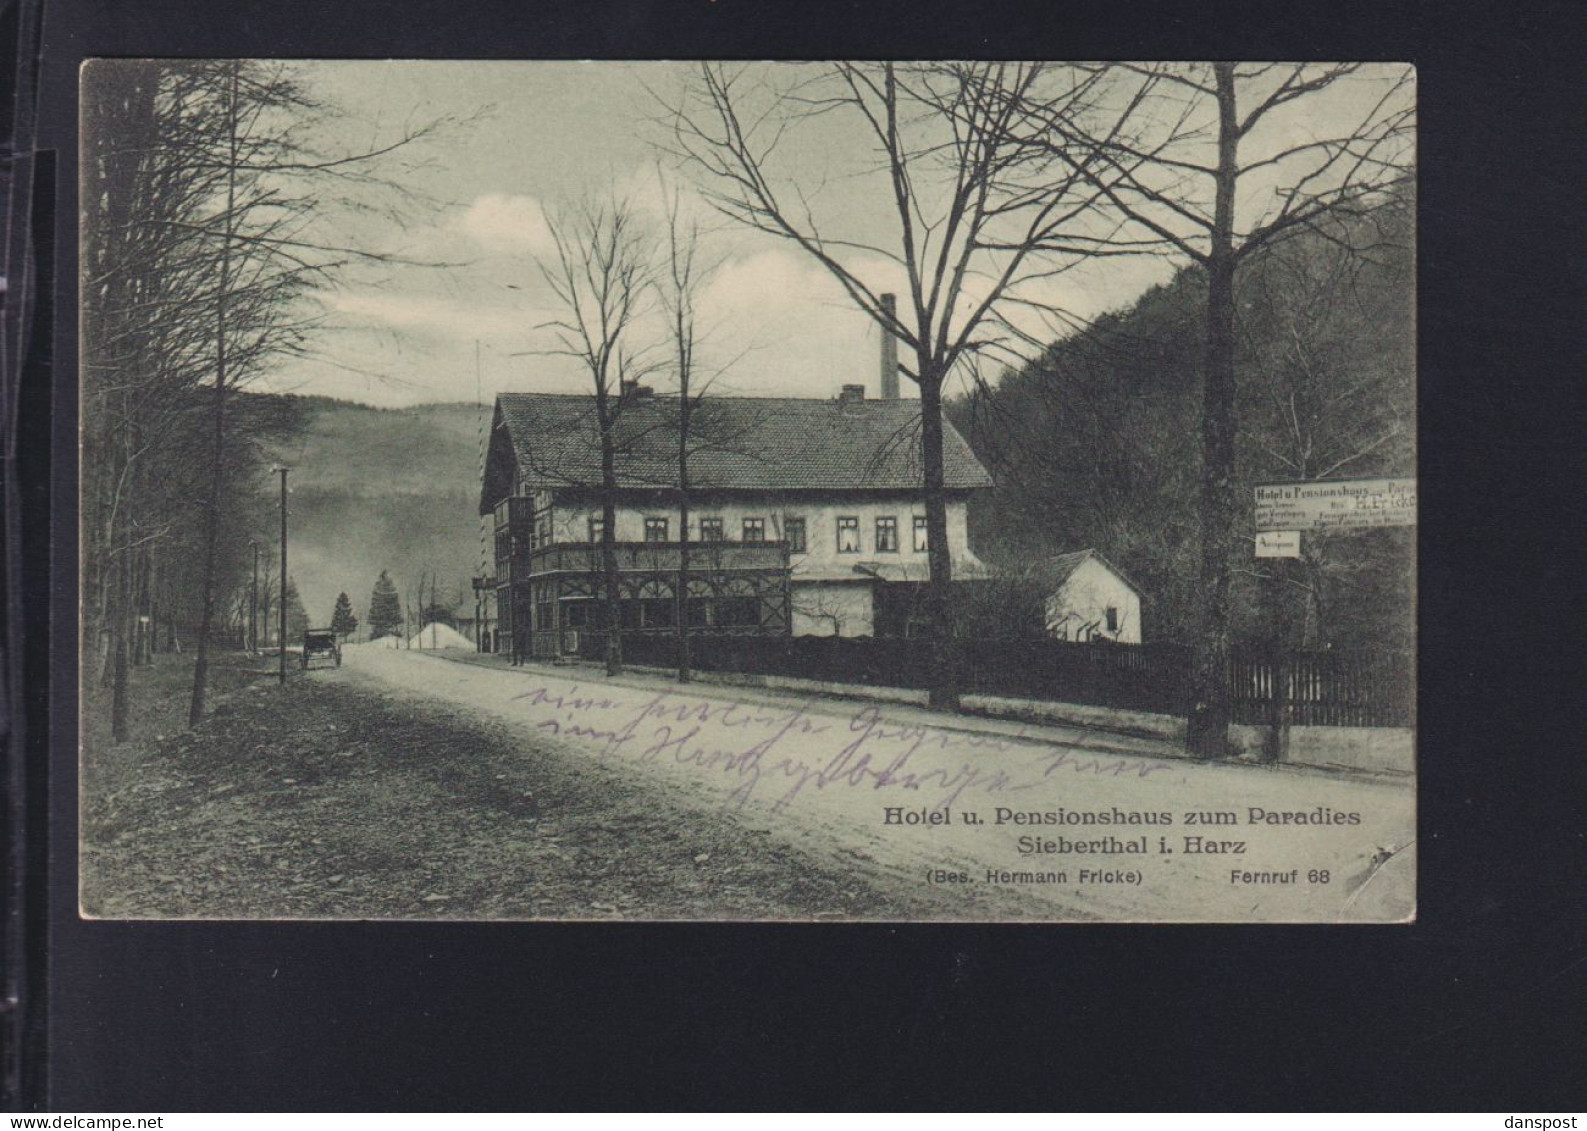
[276,466,289,685]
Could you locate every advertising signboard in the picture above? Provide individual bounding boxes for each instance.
[1254,478,1416,532]
[1255,531,1301,557]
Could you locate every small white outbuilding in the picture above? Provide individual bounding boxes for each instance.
[1041,549,1144,644]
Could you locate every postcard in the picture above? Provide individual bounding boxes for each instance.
[78,60,1415,922]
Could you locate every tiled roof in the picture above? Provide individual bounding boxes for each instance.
[1045,550,1094,587]
[494,392,995,493]
[1042,549,1143,596]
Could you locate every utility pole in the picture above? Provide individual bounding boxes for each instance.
[249,539,259,653]
[276,466,289,685]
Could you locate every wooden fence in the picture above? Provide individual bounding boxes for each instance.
[1228,649,1413,727]
[613,633,1412,728]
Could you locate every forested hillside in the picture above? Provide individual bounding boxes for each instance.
[253,395,488,633]
[950,202,1414,656]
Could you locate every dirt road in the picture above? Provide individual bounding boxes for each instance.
[81,656,950,920]
[332,646,1416,922]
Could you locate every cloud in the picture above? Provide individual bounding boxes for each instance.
[327,291,535,343]
[380,192,558,267]
[456,193,557,257]
[608,162,716,231]
[693,248,912,398]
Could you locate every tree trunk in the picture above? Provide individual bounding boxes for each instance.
[1300,548,1326,650]
[599,415,623,677]
[675,392,693,683]
[1185,62,1240,760]
[133,543,152,665]
[676,491,692,683]
[187,374,228,725]
[110,533,131,743]
[147,554,160,660]
[188,64,240,727]
[918,370,959,712]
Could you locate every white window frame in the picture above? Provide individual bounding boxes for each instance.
[875,516,899,553]
[837,516,861,554]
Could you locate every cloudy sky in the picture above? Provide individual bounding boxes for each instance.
[256,61,1409,408]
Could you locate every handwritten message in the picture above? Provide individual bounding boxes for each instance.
[360,650,1415,921]
[513,684,1172,815]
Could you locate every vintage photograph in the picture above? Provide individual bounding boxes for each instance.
[79,60,1416,922]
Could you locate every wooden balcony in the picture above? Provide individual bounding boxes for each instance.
[526,540,789,577]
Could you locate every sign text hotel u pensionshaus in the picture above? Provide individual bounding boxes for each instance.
[1254,478,1417,533]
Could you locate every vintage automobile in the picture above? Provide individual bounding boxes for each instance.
[300,628,341,670]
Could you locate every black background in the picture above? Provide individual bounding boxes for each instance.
[29,0,1587,1111]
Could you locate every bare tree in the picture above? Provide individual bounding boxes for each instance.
[185,61,251,724]
[653,179,745,682]
[535,196,659,676]
[1233,194,1414,651]
[84,61,284,734]
[660,187,702,681]
[663,62,1134,709]
[82,59,456,735]
[83,60,212,738]
[185,60,453,723]
[1011,62,1414,755]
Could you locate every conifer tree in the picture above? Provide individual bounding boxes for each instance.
[330,592,358,640]
[367,571,403,640]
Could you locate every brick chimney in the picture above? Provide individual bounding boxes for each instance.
[838,384,866,403]
[879,292,900,400]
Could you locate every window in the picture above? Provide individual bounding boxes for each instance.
[717,596,760,628]
[699,517,723,542]
[644,517,669,543]
[784,517,806,554]
[913,515,929,552]
[1105,606,1119,633]
[875,516,899,553]
[837,516,860,553]
[742,518,766,544]
[588,516,605,543]
[642,597,676,628]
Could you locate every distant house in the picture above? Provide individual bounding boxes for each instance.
[477,382,994,659]
[1040,549,1143,644]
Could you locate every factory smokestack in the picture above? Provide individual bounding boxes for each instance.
[879,292,900,400]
